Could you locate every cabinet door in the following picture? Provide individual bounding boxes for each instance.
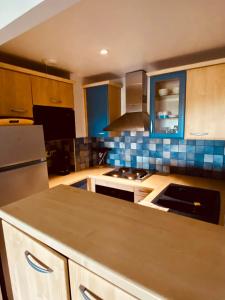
[185,64,225,139]
[32,76,74,108]
[150,71,186,139]
[2,221,70,300]
[86,85,109,137]
[0,69,33,118]
[69,260,137,300]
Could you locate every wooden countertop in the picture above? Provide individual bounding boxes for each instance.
[1,185,225,300]
[48,166,113,188]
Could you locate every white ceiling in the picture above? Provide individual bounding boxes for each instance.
[1,0,225,77]
[0,0,44,30]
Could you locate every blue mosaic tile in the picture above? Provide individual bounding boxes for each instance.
[196,140,204,146]
[156,144,163,152]
[156,158,162,165]
[170,159,178,166]
[204,154,213,163]
[187,145,195,153]
[196,146,204,154]
[214,146,224,155]
[125,136,131,143]
[131,143,136,149]
[171,152,179,159]
[80,134,225,178]
[171,139,179,145]
[204,140,214,146]
[149,157,156,164]
[136,144,142,150]
[149,144,156,151]
[163,139,171,144]
[204,146,214,154]
[163,144,170,152]
[171,145,179,152]
[178,152,186,160]
[214,140,225,146]
[195,153,204,162]
[187,140,196,145]
[163,151,170,159]
[178,145,186,152]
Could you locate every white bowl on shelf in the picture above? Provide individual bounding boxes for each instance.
[158,88,169,96]
[172,86,179,95]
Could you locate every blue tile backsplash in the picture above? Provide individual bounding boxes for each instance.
[76,131,225,179]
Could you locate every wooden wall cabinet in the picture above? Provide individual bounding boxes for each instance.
[185,63,225,140]
[84,82,121,137]
[2,221,70,300]
[0,68,33,118]
[32,76,74,108]
[69,260,136,300]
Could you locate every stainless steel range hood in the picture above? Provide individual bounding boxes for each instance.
[104,70,149,131]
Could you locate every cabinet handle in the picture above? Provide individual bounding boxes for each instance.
[150,121,153,133]
[190,132,209,136]
[49,98,62,104]
[24,251,53,274]
[79,285,101,300]
[10,108,27,113]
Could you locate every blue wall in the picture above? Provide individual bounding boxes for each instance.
[97,131,225,179]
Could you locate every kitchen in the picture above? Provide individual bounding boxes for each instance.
[1,0,225,299]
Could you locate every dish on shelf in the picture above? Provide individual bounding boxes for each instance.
[157,111,171,119]
[171,86,179,94]
[158,88,169,96]
[168,114,178,118]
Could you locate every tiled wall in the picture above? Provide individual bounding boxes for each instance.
[75,137,97,170]
[75,132,225,178]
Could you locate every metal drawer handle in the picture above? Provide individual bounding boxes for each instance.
[10,108,27,113]
[79,285,101,300]
[50,98,62,104]
[24,251,53,274]
[190,132,208,136]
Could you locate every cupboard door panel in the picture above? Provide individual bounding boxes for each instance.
[2,221,70,300]
[32,76,74,108]
[185,64,225,139]
[69,260,137,300]
[0,69,33,118]
[86,85,109,137]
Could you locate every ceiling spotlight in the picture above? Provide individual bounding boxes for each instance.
[100,49,108,55]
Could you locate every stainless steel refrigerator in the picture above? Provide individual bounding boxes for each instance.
[0,125,49,208]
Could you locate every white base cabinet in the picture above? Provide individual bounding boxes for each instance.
[69,260,137,300]
[2,221,70,300]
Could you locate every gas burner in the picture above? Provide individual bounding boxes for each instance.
[105,168,155,182]
[119,167,129,174]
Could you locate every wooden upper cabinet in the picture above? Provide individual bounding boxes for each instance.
[185,64,225,140]
[0,68,33,118]
[2,221,70,300]
[31,76,74,108]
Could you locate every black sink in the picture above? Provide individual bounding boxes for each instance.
[152,183,220,224]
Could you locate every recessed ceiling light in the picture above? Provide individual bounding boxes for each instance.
[100,49,108,55]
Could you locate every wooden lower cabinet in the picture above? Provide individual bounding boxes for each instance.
[69,260,137,300]
[2,221,70,300]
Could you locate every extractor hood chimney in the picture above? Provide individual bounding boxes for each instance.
[104,70,149,132]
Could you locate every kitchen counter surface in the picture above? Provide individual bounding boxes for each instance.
[91,172,225,225]
[49,167,225,225]
[48,166,113,188]
[1,185,225,300]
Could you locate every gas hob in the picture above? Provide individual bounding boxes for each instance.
[105,167,155,182]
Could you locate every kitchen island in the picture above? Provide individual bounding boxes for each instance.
[1,184,225,300]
